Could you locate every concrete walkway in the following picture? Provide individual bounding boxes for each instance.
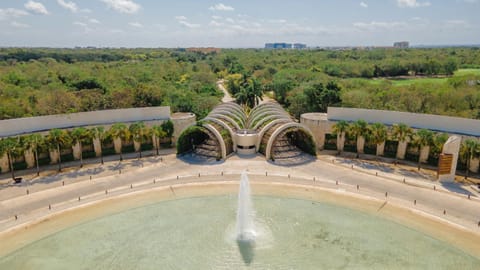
[217,80,234,103]
[1,152,479,237]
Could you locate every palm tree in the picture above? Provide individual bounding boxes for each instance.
[412,129,435,170]
[460,139,480,179]
[0,137,23,180]
[23,133,45,176]
[70,127,93,168]
[46,129,72,172]
[432,133,449,156]
[161,120,175,146]
[332,120,349,154]
[234,77,263,108]
[91,126,109,165]
[151,125,167,156]
[349,119,369,157]
[129,122,150,159]
[369,123,388,156]
[391,123,413,160]
[109,123,130,161]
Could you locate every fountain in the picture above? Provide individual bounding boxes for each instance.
[236,171,256,264]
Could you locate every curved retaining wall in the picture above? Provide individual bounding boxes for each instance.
[0,107,171,138]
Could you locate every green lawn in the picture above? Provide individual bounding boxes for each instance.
[352,68,480,87]
[455,68,480,76]
[354,77,447,87]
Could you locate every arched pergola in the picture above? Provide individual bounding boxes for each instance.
[255,118,292,151]
[204,117,237,151]
[265,122,316,160]
[202,123,227,160]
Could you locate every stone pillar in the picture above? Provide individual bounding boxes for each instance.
[356,136,365,154]
[376,142,385,156]
[438,136,461,182]
[419,146,430,163]
[72,142,82,160]
[300,113,329,150]
[113,138,122,154]
[0,154,9,173]
[93,137,102,157]
[337,133,345,152]
[470,157,479,173]
[133,141,141,152]
[24,148,36,169]
[49,149,60,164]
[396,141,408,160]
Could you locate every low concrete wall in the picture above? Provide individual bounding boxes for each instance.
[327,107,480,136]
[0,107,171,138]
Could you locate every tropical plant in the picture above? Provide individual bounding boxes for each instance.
[431,133,449,156]
[70,127,93,168]
[369,123,388,156]
[391,123,413,160]
[91,126,110,164]
[23,133,46,176]
[129,122,150,158]
[412,129,435,170]
[0,137,23,180]
[348,119,369,157]
[46,129,72,172]
[151,125,167,156]
[234,77,263,108]
[161,120,175,146]
[109,123,131,161]
[332,120,349,154]
[459,139,480,178]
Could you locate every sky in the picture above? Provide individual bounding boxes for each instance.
[0,0,479,48]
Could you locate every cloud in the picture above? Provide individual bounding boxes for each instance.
[100,0,141,14]
[209,3,234,11]
[360,2,368,8]
[353,21,407,30]
[175,15,187,21]
[24,1,49,15]
[212,15,222,20]
[89,18,100,24]
[11,21,30,28]
[463,0,477,3]
[179,21,200,28]
[445,19,470,28]
[73,21,87,27]
[129,22,143,28]
[0,8,29,20]
[57,0,78,13]
[397,0,431,8]
[209,20,223,27]
[175,15,200,28]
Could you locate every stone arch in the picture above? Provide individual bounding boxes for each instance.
[247,105,289,127]
[265,123,316,160]
[202,123,227,160]
[216,103,247,120]
[255,118,292,151]
[250,112,290,130]
[208,113,242,130]
[204,117,237,151]
[210,110,245,128]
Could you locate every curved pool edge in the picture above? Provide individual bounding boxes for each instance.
[1,175,480,259]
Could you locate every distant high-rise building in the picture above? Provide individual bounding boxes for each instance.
[265,42,305,49]
[293,43,307,49]
[393,41,409,48]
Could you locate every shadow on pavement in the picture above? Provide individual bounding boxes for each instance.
[441,182,473,196]
[178,153,225,165]
[270,153,316,167]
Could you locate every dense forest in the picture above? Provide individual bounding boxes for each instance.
[1,47,479,120]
